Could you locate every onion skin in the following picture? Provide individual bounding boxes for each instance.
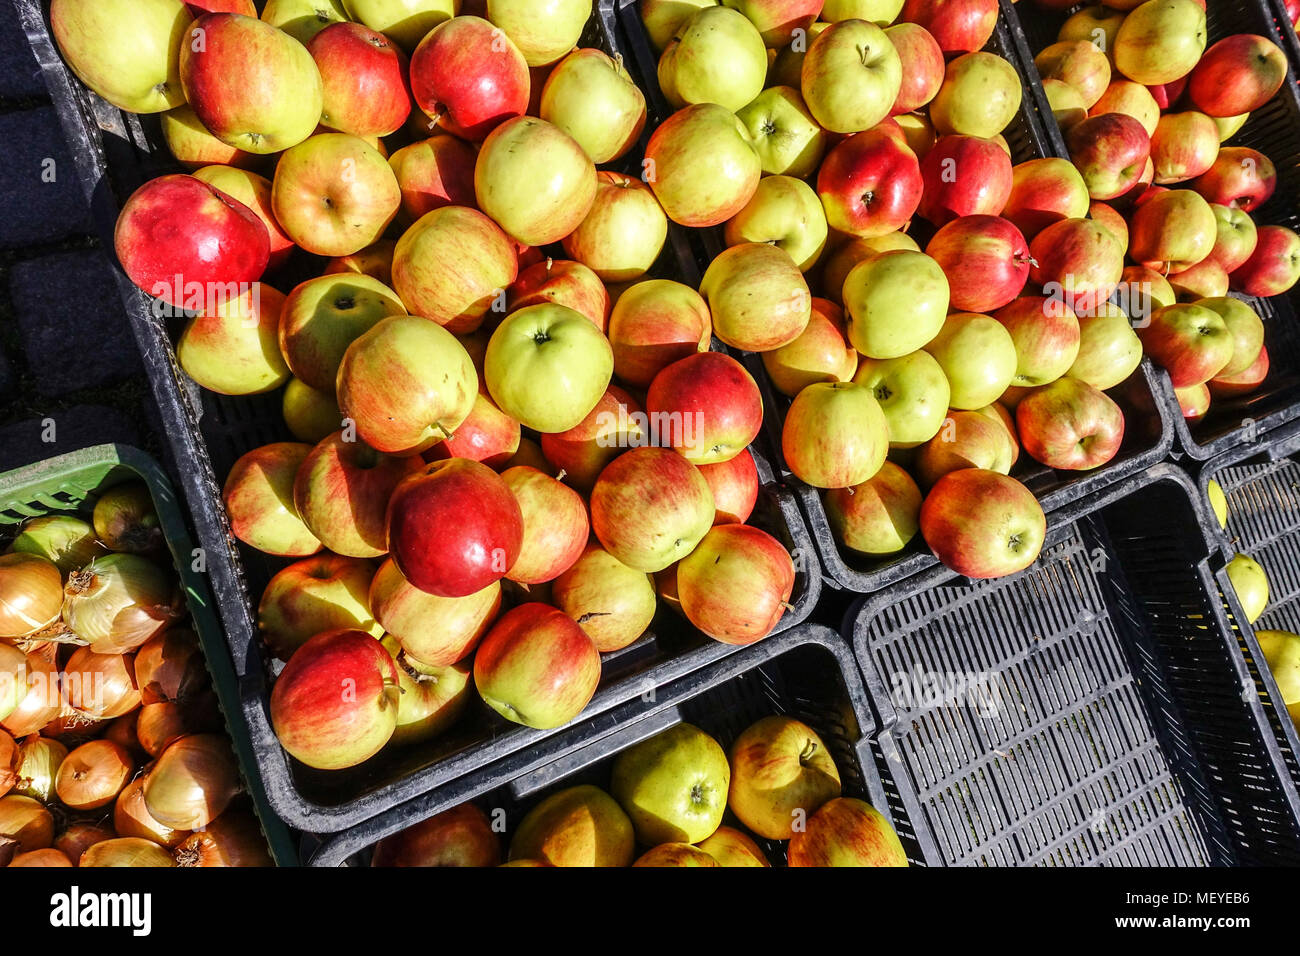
[9,847,73,867]
[104,711,143,754]
[11,516,103,575]
[55,739,134,811]
[0,730,16,797]
[2,645,64,738]
[0,644,30,723]
[13,734,67,802]
[62,554,182,654]
[0,553,63,639]
[81,837,175,867]
[63,647,142,719]
[115,777,188,848]
[136,696,221,758]
[134,629,206,704]
[55,823,115,865]
[175,812,272,867]
[93,482,164,555]
[0,794,54,853]
[143,734,240,831]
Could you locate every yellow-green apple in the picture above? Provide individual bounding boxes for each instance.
[1227,552,1269,624]
[50,0,192,113]
[1257,630,1300,727]
[508,260,609,331]
[1016,377,1124,470]
[640,0,720,51]
[1230,225,1300,296]
[539,386,647,491]
[501,467,588,585]
[1068,303,1143,390]
[925,215,1030,313]
[269,628,399,770]
[552,543,655,652]
[816,128,922,238]
[509,784,635,867]
[658,7,766,112]
[325,239,397,285]
[279,274,407,392]
[801,19,901,134]
[261,0,348,44]
[853,350,950,447]
[677,524,795,644]
[192,166,294,271]
[769,19,829,87]
[1175,382,1210,422]
[1188,34,1287,117]
[1169,259,1228,300]
[1090,200,1128,253]
[1129,189,1217,272]
[645,103,761,227]
[428,392,520,466]
[1089,80,1161,136]
[923,312,1018,410]
[1002,157,1090,240]
[177,284,289,396]
[1066,113,1151,200]
[697,448,760,524]
[590,447,714,571]
[1212,113,1251,141]
[336,314,478,455]
[1209,344,1268,399]
[561,172,668,283]
[1059,4,1124,58]
[994,296,1081,388]
[308,22,411,138]
[782,381,889,487]
[388,136,478,223]
[918,135,1012,227]
[409,16,529,141]
[721,0,822,45]
[1195,297,1264,378]
[823,0,903,20]
[541,49,645,164]
[473,602,600,728]
[915,410,1015,487]
[897,109,937,156]
[179,13,323,153]
[841,250,949,358]
[1150,111,1219,184]
[370,558,501,665]
[475,116,596,247]
[697,826,769,867]
[1114,0,1206,85]
[1035,41,1110,109]
[824,461,921,554]
[283,378,343,443]
[736,86,827,179]
[160,107,256,169]
[899,0,994,53]
[114,174,269,308]
[1043,78,1088,131]
[1120,263,1176,320]
[727,716,840,839]
[1138,302,1234,387]
[1205,204,1258,273]
[975,401,1019,463]
[763,298,857,397]
[645,353,762,465]
[486,0,590,66]
[787,797,907,867]
[343,0,456,50]
[699,242,812,351]
[1029,217,1124,314]
[921,468,1044,577]
[724,176,827,273]
[258,554,382,661]
[885,22,944,114]
[485,304,613,433]
[930,53,1021,138]
[821,231,920,305]
[611,723,730,844]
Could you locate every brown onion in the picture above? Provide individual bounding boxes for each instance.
[143,734,240,831]
[80,837,174,867]
[63,646,141,719]
[9,848,73,867]
[0,644,30,723]
[13,734,67,803]
[55,823,114,864]
[2,645,63,737]
[11,515,103,575]
[41,704,103,740]
[115,777,188,848]
[93,482,164,555]
[0,553,63,640]
[133,629,206,704]
[0,794,54,853]
[55,739,133,810]
[136,696,220,758]
[62,554,182,654]
[0,730,15,797]
[175,812,272,867]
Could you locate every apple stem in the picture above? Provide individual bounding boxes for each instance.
[781,601,795,612]
[857,45,871,67]
[557,468,568,482]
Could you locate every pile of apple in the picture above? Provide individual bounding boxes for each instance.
[368,716,907,866]
[49,0,807,774]
[1025,0,1299,424]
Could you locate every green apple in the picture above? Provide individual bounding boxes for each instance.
[782,381,889,488]
[610,723,730,845]
[841,250,950,359]
[342,0,457,50]
[278,273,407,392]
[283,378,343,443]
[769,20,828,87]
[485,304,613,433]
[160,106,256,169]
[659,7,766,112]
[1213,113,1250,142]
[644,103,761,228]
[923,313,1018,410]
[822,0,904,23]
[822,232,919,305]
[509,784,636,867]
[262,0,349,45]
[381,637,473,747]
[487,0,591,66]
[1114,0,1206,86]
[640,0,720,52]
[727,716,841,840]
[1207,479,1228,529]
[930,52,1023,138]
[541,48,647,164]
[853,350,950,448]
[51,0,192,113]
[1227,552,1269,624]
[1195,297,1264,378]
[178,284,290,395]
[723,175,828,273]
[801,19,901,134]
[1256,631,1300,726]
[1067,303,1143,391]
[735,86,826,179]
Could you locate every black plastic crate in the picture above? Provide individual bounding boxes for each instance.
[847,462,1300,865]
[304,624,933,867]
[1007,0,1300,461]
[14,0,821,833]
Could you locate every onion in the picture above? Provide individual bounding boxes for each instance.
[175,812,272,867]
[0,794,54,853]
[0,645,28,723]
[54,739,133,810]
[11,515,103,575]
[93,482,164,555]
[55,823,114,864]
[143,734,240,831]
[41,707,104,740]
[0,730,15,797]
[133,629,206,704]
[104,711,141,753]
[136,696,219,758]
[0,553,63,640]
[9,848,73,867]
[1,645,64,737]
[115,777,188,848]
[63,647,142,719]
[13,735,67,803]
[80,837,175,867]
[62,554,182,654]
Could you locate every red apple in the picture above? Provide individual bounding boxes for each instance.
[1090,200,1129,254]
[1090,80,1161,136]
[787,797,907,867]
[1189,147,1277,212]
[885,22,945,114]
[369,558,501,667]
[539,386,647,493]
[900,0,997,54]
[187,0,255,13]
[508,259,610,332]
[427,392,521,468]
[1029,217,1124,316]
[372,804,501,867]
[1230,225,1300,296]
[816,128,923,238]
[645,353,763,466]
[501,466,588,585]
[309,21,411,138]
[222,442,321,557]
[1001,157,1091,240]
[676,524,795,646]
[915,410,1016,488]
[606,279,711,389]
[1016,377,1124,470]
[991,296,1081,390]
[920,469,1045,578]
[823,461,923,556]
[258,554,381,662]
[409,16,529,141]
[1035,40,1112,108]
[697,449,759,525]
[1065,113,1151,200]
[918,134,1013,227]
[1147,76,1188,110]
[1209,345,1269,399]
[1149,110,1220,184]
[925,215,1031,313]
[723,0,822,46]
[191,165,295,272]
[1187,34,1287,117]
[388,135,479,223]
[1138,303,1235,387]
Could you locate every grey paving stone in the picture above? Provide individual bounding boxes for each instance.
[0,1,47,99]
[0,107,92,248]
[10,248,140,397]
[0,403,139,472]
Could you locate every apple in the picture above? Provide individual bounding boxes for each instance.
[1169,259,1228,301]
[645,353,762,466]
[726,716,840,840]
[782,381,889,488]
[485,0,590,66]
[387,137,478,226]
[409,16,529,141]
[278,274,406,393]
[724,177,827,274]
[283,378,343,443]
[1230,225,1300,296]
[160,106,256,170]
[923,312,1018,411]
[192,165,294,271]
[823,0,902,21]
[590,447,714,572]
[1227,553,1269,624]
[1190,147,1278,212]
[370,558,501,666]
[1149,111,1219,185]
[930,53,1022,139]
[1001,157,1091,240]
[901,0,995,53]
[699,242,812,351]
[925,215,1030,314]
[915,410,1015,488]
[258,554,382,661]
[1188,34,1287,117]
[1209,344,1268,399]
[1174,381,1210,423]
[801,19,901,134]
[325,239,397,285]
[697,826,769,867]
[341,0,456,49]
[1113,0,1206,85]
[261,0,348,44]
[635,845,723,867]
[659,7,766,112]
[541,49,645,165]
[1205,204,1258,273]
[308,22,411,138]
[763,298,857,397]
[824,461,922,554]
[677,524,795,645]
[500,466,588,585]
[787,797,907,867]
[557,174,667,284]
[1195,297,1264,378]
[645,103,761,228]
[1043,78,1088,130]
[372,803,498,867]
[918,135,1012,227]
[50,0,191,113]
[393,210,516,336]
[921,469,1044,578]
[821,231,920,305]
[508,784,635,867]
[994,296,1081,388]
[381,643,469,746]
[539,386,647,491]
[1119,264,1177,323]
[611,723,730,845]
[1016,377,1124,471]
[841,250,949,359]
[552,543,655,652]
[1059,4,1124,57]
[269,628,399,770]
[885,22,944,114]
[507,260,609,331]
[640,0,720,51]
[176,283,288,396]
[1212,113,1251,141]
[1066,113,1151,200]
[721,0,822,45]
[1138,303,1234,387]
[853,349,950,447]
[816,128,922,239]
[336,314,478,455]
[222,443,321,556]
[698,448,760,525]
[1129,190,1217,273]
[735,87,827,180]
[1029,217,1124,315]
[1147,75,1189,110]
[1036,41,1111,108]
[1256,631,1300,727]
[1090,200,1128,253]
[114,175,269,309]
[1089,80,1161,136]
